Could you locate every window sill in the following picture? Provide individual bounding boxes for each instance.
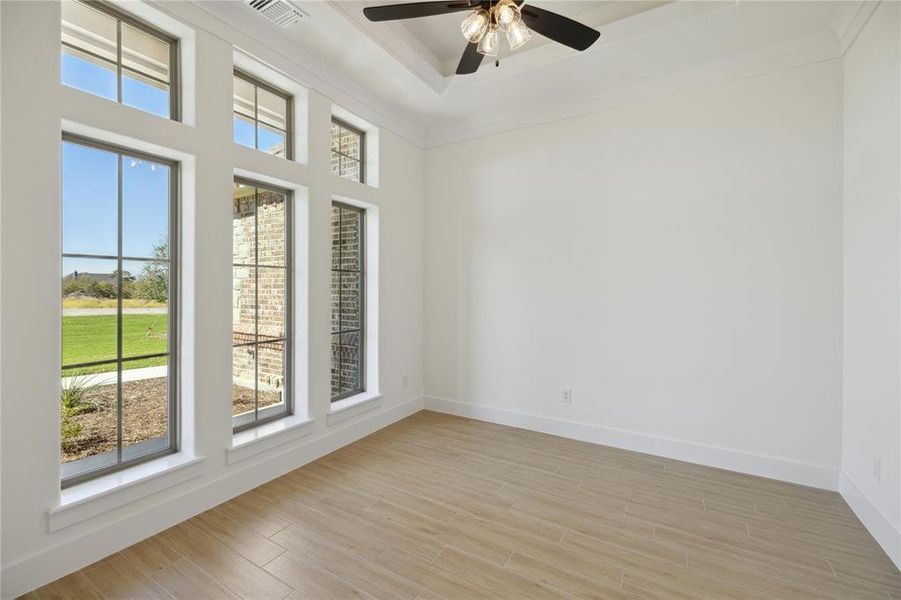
[327,392,383,426]
[49,452,205,532]
[227,415,315,465]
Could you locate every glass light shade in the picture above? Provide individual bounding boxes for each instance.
[495,0,520,32]
[477,23,498,56]
[506,17,531,50]
[461,9,489,43]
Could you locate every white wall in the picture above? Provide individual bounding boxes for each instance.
[840,0,901,568]
[0,1,425,596]
[424,60,844,489]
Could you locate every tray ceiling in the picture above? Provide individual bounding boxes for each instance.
[199,1,856,147]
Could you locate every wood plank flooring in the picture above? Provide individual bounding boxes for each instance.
[25,411,901,599]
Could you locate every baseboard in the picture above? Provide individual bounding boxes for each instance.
[839,470,901,569]
[1,396,424,599]
[424,396,839,491]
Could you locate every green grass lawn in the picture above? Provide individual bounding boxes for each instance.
[62,314,169,374]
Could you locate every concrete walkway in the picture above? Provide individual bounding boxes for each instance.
[62,307,168,317]
[62,365,167,387]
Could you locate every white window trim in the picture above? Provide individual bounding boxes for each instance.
[327,392,382,425]
[227,414,315,465]
[330,196,379,409]
[49,452,205,532]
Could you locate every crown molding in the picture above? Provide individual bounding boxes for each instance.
[170,1,850,151]
[161,0,429,147]
[424,31,841,148]
[829,0,881,56]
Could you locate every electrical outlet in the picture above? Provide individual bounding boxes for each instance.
[561,388,572,403]
[874,456,882,483]
[402,375,408,390]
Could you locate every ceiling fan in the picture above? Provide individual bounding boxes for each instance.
[363,0,601,75]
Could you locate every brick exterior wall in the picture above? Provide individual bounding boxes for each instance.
[233,186,287,409]
[330,204,363,398]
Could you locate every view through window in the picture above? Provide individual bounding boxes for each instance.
[61,0,177,119]
[331,202,365,401]
[331,120,364,183]
[232,180,292,430]
[233,71,291,158]
[61,136,177,485]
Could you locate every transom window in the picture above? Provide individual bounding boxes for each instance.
[331,119,365,183]
[233,71,292,159]
[61,0,178,119]
[232,179,292,431]
[61,135,178,487]
[331,202,365,401]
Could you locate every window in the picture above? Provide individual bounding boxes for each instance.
[61,135,178,486]
[233,71,292,159]
[330,202,365,401]
[61,0,178,119]
[232,179,292,430]
[331,119,365,183]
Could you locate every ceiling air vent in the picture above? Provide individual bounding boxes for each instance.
[247,0,305,28]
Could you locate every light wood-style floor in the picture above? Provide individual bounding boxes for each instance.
[26,411,901,599]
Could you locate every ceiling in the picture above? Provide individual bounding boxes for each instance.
[200,0,857,147]
[372,1,669,65]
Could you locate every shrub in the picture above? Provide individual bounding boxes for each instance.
[60,414,82,449]
[61,375,97,415]
[60,375,97,451]
[62,278,118,299]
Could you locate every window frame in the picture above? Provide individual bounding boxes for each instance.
[232,177,294,433]
[331,118,366,184]
[233,69,294,160]
[60,132,180,489]
[61,0,180,121]
[330,201,366,402]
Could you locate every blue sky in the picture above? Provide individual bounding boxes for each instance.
[61,52,285,276]
[62,53,171,275]
[234,115,286,155]
[62,143,170,274]
[62,51,170,117]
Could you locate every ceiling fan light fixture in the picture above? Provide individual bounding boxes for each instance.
[494,0,519,32]
[506,16,531,50]
[461,9,489,43]
[477,22,498,56]
[362,0,601,76]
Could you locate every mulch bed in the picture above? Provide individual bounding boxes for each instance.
[62,378,284,463]
[232,385,282,417]
[62,377,169,462]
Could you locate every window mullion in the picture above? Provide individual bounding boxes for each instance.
[340,126,347,178]
[357,207,366,391]
[116,153,124,464]
[338,208,345,395]
[116,20,123,103]
[119,65,170,88]
[254,187,260,423]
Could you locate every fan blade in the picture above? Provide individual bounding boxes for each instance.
[363,1,476,22]
[456,41,484,75]
[520,5,600,51]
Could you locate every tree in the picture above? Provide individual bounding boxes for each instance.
[136,240,169,303]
